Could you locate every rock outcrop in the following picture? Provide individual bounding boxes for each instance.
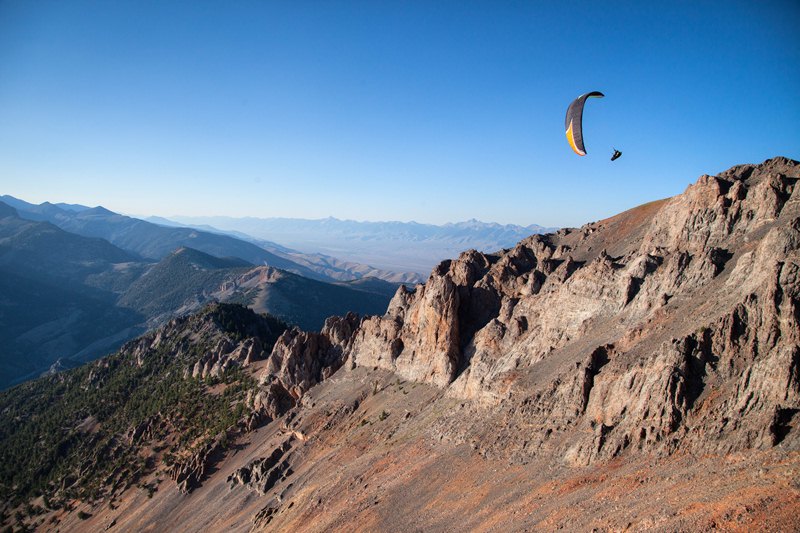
[171,434,227,494]
[227,437,294,495]
[284,157,800,466]
[252,313,362,420]
[189,336,267,379]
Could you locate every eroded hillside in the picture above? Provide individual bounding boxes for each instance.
[2,157,798,532]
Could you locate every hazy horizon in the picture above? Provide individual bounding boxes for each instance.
[158,212,559,229]
[3,191,559,228]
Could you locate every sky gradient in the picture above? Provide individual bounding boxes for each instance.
[1,1,798,227]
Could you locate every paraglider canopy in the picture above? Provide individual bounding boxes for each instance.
[565,91,604,156]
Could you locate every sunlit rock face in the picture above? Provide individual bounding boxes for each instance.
[302,157,800,464]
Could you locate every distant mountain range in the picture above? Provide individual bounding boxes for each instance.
[0,196,328,281]
[164,215,558,275]
[0,200,399,388]
[2,195,423,284]
[2,195,556,280]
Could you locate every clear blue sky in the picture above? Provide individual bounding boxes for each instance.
[1,1,798,227]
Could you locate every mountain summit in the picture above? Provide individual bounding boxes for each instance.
[1,157,798,531]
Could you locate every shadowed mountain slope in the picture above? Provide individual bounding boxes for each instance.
[119,247,394,331]
[0,203,140,285]
[0,205,146,386]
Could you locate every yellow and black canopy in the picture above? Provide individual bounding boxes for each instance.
[565,91,604,156]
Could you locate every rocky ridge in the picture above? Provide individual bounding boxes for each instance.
[262,157,800,467]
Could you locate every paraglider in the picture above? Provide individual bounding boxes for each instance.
[565,91,621,161]
[565,91,604,156]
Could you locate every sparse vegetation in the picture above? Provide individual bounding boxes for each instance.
[0,303,287,513]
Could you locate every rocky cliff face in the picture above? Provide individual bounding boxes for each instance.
[283,157,800,466]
